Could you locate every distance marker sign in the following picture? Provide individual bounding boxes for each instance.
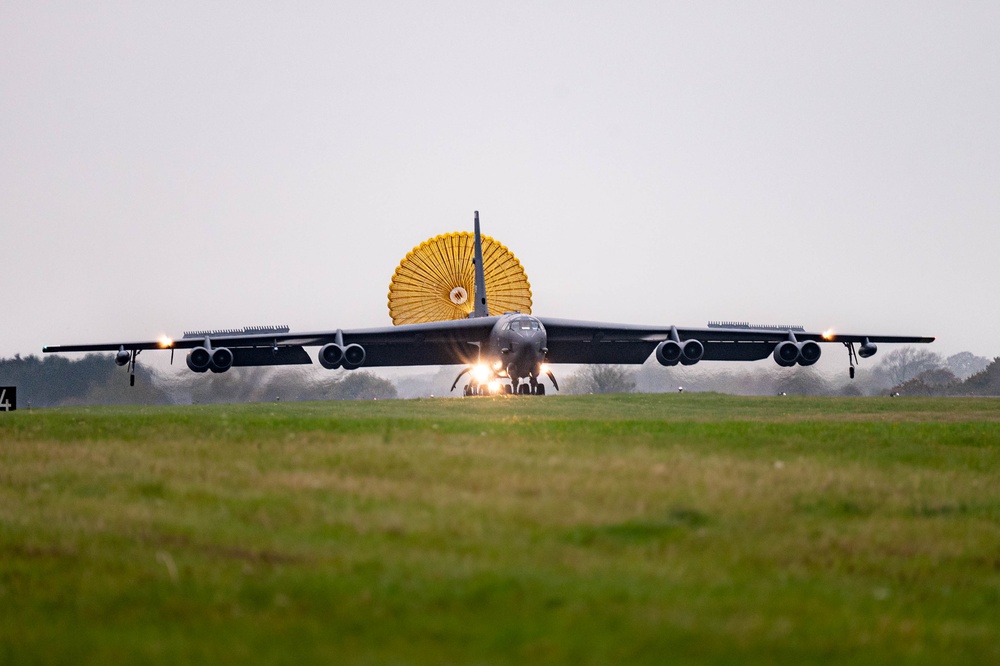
[0,386,15,411]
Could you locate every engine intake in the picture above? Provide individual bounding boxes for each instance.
[187,346,212,373]
[774,340,823,367]
[655,340,682,366]
[210,347,234,373]
[318,343,344,369]
[342,343,366,369]
[680,339,704,366]
[797,340,821,366]
[773,341,799,367]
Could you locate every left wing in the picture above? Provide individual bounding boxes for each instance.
[43,317,500,372]
[539,317,934,365]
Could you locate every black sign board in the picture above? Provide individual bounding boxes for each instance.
[0,386,15,412]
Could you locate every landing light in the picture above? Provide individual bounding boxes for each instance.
[822,329,835,341]
[540,363,550,375]
[158,335,174,348]
[472,364,491,383]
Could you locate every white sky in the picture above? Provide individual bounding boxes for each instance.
[3,2,998,364]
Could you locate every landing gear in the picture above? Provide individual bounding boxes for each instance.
[844,342,859,379]
[460,378,550,397]
[127,350,140,386]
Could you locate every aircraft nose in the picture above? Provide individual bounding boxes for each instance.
[522,330,544,348]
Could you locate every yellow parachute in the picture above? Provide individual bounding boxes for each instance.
[387,232,532,325]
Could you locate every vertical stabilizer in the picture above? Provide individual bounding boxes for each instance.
[471,211,489,318]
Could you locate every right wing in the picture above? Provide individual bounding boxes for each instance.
[538,317,934,365]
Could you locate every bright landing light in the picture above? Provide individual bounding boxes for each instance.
[822,329,835,341]
[158,335,174,348]
[472,364,491,383]
[540,363,551,375]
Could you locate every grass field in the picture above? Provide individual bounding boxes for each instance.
[1,393,999,664]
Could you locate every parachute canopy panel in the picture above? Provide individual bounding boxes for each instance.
[388,232,532,325]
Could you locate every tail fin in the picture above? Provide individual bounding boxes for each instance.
[471,211,489,318]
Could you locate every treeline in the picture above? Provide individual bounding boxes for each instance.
[0,354,396,408]
[561,349,998,397]
[891,357,1000,397]
[0,354,170,407]
[3,347,997,407]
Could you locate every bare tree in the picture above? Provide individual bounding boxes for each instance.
[956,358,1000,396]
[873,347,944,387]
[323,371,398,400]
[565,365,637,394]
[946,352,990,380]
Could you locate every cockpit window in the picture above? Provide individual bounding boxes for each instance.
[509,318,539,330]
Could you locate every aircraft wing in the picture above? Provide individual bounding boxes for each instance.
[43,317,501,368]
[537,317,935,364]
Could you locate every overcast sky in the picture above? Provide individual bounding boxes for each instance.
[3,2,998,368]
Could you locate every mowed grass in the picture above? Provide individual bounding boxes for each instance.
[1,393,999,664]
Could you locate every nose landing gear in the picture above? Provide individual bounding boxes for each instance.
[454,365,553,397]
[459,379,549,397]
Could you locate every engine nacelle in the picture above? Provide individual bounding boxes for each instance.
[679,339,704,366]
[858,339,878,358]
[797,340,822,366]
[210,347,234,373]
[187,346,212,373]
[342,343,366,369]
[655,340,682,366]
[114,348,131,366]
[773,341,799,367]
[318,343,344,369]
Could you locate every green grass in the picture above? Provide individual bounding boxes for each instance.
[1,393,999,664]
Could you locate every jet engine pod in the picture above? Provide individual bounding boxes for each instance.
[773,341,800,367]
[858,340,878,359]
[797,340,821,366]
[187,346,212,373]
[680,339,705,366]
[655,340,682,366]
[318,343,344,369]
[210,347,234,373]
[115,348,131,366]
[342,343,366,369]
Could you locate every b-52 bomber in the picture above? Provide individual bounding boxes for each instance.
[43,212,934,395]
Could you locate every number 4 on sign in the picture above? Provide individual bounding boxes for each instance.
[0,387,17,411]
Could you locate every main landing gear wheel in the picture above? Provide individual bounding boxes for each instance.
[534,384,545,396]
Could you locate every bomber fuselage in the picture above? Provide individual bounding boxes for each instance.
[472,313,547,388]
